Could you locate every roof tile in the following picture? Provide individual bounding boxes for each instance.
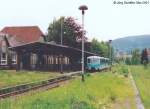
[1,26,44,43]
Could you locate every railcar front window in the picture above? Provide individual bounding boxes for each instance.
[87,59,91,63]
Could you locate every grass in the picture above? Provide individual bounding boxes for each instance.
[0,69,136,109]
[130,65,150,109]
[0,70,59,88]
[111,64,129,77]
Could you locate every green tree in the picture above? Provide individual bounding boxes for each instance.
[131,49,141,65]
[125,57,132,65]
[46,17,85,47]
[141,48,148,67]
[90,38,110,57]
[90,38,101,55]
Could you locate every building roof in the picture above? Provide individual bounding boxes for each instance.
[9,41,98,57]
[1,26,44,44]
[0,32,6,36]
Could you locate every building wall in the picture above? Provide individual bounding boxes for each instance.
[0,34,82,71]
[0,36,71,71]
[0,36,17,69]
[29,53,70,71]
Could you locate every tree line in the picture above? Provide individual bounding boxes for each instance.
[45,16,111,57]
[119,48,149,66]
[45,16,149,65]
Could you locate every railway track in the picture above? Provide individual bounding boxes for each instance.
[0,71,81,99]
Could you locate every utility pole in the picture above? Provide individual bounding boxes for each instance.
[60,17,63,73]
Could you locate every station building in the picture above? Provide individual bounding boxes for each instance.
[0,26,96,72]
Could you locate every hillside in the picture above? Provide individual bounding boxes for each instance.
[112,35,150,52]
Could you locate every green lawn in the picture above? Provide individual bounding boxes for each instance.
[0,70,136,109]
[0,70,59,88]
[130,65,150,109]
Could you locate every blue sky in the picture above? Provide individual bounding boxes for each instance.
[0,0,150,41]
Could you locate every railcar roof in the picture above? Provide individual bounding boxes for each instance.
[87,56,103,59]
[87,56,109,60]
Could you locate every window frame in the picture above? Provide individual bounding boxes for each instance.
[1,53,7,65]
[11,52,17,64]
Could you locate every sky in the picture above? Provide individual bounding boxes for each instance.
[0,0,150,41]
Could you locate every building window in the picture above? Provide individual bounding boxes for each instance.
[1,53,7,65]
[48,56,53,64]
[55,57,58,64]
[11,52,17,64]
[62,57,69,65]
[31,54,37,65]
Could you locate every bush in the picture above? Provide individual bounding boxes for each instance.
[121,66,129,77]
[143,60,148,69]
[85,73,91,77]
[70,96,93,109]
[125,57,132,65]
[110,92,117,102]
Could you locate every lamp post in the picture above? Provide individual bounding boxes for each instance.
[79,5,88,82]
[109,40,112,66]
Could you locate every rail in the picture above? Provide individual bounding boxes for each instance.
[0,71,81,99]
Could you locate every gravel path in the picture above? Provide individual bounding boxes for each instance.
[129,73,145,109]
